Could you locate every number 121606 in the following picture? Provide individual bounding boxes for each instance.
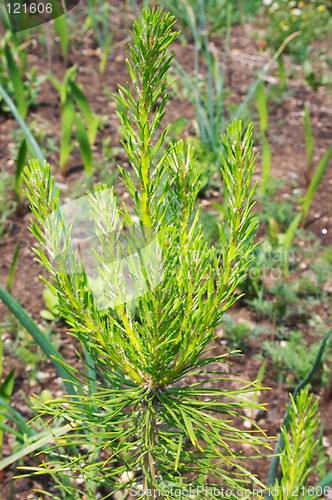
[6,3,53,14]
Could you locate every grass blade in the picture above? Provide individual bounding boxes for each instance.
[174,434,183,472]
[14,138,27,200]
[0,423,74,471]
[260,135,271,195]
[99,34,113,74]
[47,72,61,94]
[304,103,313,178]
[0,371,15,406]
[277,55,287,91]
[76,114,93,176]
[256,81,268,134]
[53,15,70,62]
[0,398,32,437]
[59,96,75,173]
[301,144,332,225]
[5,44,26,119]
[0,369,15,459]
[305,469,332,500]
[70,80,98,144]
[0,285,76,395]
[6,242,21,294]
[0,325,2,378]
[0,85,44,165]
[284,212,302,252]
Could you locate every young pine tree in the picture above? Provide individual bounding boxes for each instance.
[23,8,270,500]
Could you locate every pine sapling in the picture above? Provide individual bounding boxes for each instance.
[22,8,270,499]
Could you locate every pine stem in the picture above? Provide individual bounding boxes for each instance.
[139,98,152,229]
[142,396,158,495]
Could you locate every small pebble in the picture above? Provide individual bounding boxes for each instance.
[243,420,252,429]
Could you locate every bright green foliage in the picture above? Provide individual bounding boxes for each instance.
[22,8,269,498]
[272,388,319,499]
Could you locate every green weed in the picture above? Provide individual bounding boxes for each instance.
[0,325,15,467]
[0,172,16,238]
[261,331,326,387]
[271,388,320,499]
[256,80,271,195]
[222,314,263,351]
[53,15,70,63]
[84,0,113,74]
[48,66,99,176]
[260,0,332,90]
